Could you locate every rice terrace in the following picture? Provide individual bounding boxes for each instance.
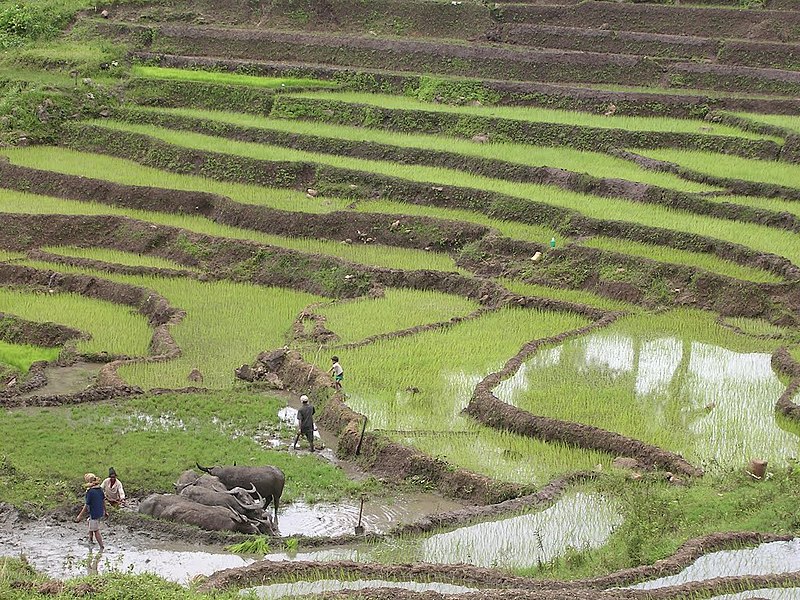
[0,0,800,597]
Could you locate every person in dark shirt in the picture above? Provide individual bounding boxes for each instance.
[75,473,106,550]
[293,394,316,452]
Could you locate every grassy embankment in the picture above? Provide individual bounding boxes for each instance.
[0,146,561,244]
[637,148,800,189]
[0,187,462,274]
[73,120,800,270]
[135,106,718,193]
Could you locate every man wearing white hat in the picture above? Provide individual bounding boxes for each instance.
[293,395,316,452]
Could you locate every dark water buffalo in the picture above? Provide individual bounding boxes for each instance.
[175,470,267,521]
[197,463,285,522]
[139,494,260,534]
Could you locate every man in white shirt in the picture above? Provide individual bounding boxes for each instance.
[101,467,126,506]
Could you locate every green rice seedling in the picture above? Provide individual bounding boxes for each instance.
[43,245,198,271]
[357,199,562,244]
[323,307,613,483]
[498,309,796,472]
[571,82,791,101]
[499,278,639,311]
[0,287,151,357]
[636,148,800,189]
[225,536,271,555]
[283,91,774,140]
[144,106,717,193]
[0,249,23,261]
[734,112,800,133]
[722,316,792,338]
[0,339,59,373]
[578,237,783,283]
[14,259,322,389]
[131,66,338,90]
[0,391,371,511]
[0,146,347,213]
[85,121,800,267]
[790,347,800,364]
[317,289,480,344]
[706,194,800,219]
[0,188,460,273]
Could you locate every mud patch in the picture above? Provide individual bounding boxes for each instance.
[17,362,103,399]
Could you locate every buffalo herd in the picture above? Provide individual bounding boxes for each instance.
[138,463,285,535]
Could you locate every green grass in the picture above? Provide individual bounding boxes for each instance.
[130,65,338,90]
[16,259,322,389]
[316,288,480,344]
[500,309,794,472]
[43,246,198,271]
[0,146,349,213]
[321,307,613,484]
[0,391,372,511]
[734,111,800,133]
[85,120,800,267]
[0,188,461,273]
[636,148,800,189]
[144,106,718,193]
[708,194,800,219]
[499,278,639,311]
[284,91,775,140]
[578,237,783,283]
[0,286,152,357]
[0,339,59,373]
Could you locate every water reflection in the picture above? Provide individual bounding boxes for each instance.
[241,579,475,599]
[263,493,621,570]
[630,539,800,589]
[420,493,621,569]
[495,331,797,470]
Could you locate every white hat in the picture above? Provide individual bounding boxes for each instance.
[300,395,309,403]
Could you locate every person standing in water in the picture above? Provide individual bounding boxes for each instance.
[75,473,106,550]
[293,395,316,452]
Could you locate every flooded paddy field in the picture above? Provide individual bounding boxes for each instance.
[495,310,799,471]
[631,538,800,590]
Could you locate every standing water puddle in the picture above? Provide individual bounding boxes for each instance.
[278,495,464,537]
[262,492,621,569]
[630,539,800,589]
[0,517,254,584]
[495,331,797,470]
[241,579,476,599]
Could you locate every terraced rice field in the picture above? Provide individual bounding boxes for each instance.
[1,0,800,598]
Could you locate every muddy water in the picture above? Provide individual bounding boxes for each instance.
[19,362,103,398]
[630,539,800,589]
[278,495,464,537]
[495,332,797,471]
[261,492,622,569]
[0,516,254,584]
[242,579,476,599]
